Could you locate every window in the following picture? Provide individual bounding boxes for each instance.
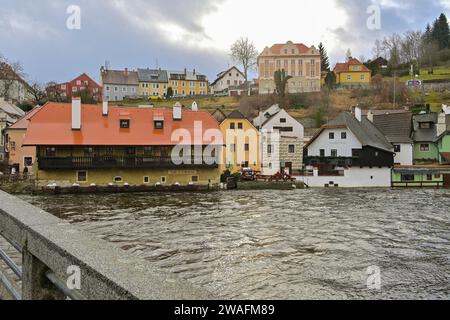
[245,144,250,151]
[238,123,243,129]
[154,121,164,129]
[161,176,167,184]
[287,145,295,154]
[394,145,401,153]
[269,163,272,169]
[77,171,88,183]
[76,80,81,85]
[320,149,325,157]
[106,86,110,91]
[268,145,273,154]
[434,174,441,179]
[341,132,347,139]
[419,122,431,129]
[230,123,236,130]
[347,75,352,81]
[192,176,199,182]
[331,149,338,157]
[401,174,415,181]
[329,132,335,140]
[120,119,130,128]
[361,75,366,81]
[24,157,33,167]
[127,147,136,155]
[144,146,153,156]
[420,144,430,152]
[84,147,94,156]
[352,149,361,157]
[280,118,287,123]
[114,87,118,92]
[45,147,56,157]
[72,87,77,93]
[143,176,150,184]
[427,174,433,181]
[114,176,123,183]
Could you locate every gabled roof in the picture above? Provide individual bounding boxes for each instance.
[253,104,281,128]
[227,110,246,120]
[372,112,413,144]
[0,99,25,118]
[101,70,139,86]
[306,112,393,152]
[265,42,311,55]
[6,106,42,130]
[211,66,245,86]
[334,58,370,73]
[23,102,221,146]
[137,69,168,83]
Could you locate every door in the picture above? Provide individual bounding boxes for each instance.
[284,162,293,176]
[444,174,450,188]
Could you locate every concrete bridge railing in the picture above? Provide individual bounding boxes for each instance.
[0,190,214,300]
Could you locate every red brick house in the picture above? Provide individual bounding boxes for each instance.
[47,73,102,102]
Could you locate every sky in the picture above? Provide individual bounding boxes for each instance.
[0,0,449,84]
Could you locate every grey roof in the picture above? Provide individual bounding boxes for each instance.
[328,112,393,152]
[372,112,413,144]
[101,70,139,86]
[137,69,168,83]
[227,110,246,119]
[168,70,208,82]
[253,104,281,128]
[412,113,438,142]
[0,99,25,124]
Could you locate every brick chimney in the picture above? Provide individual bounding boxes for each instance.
[72,97,81,130]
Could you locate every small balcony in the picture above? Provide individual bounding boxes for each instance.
[38,156,219,170]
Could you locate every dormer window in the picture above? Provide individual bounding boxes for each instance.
[120,119,130,128]
[154,121,164,129]
[419,122,431,129]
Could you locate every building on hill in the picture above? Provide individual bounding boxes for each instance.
[22,99,222,187]
[137,68,169,99]
[0,62,34,103]
[334,58,372,88]
[257,41,321,95]
[168,69,208,97]
[46,73,102,102]
[100,67,139,102]
[302,107,394,187]
[219,110,261,174]
[211,66,245,94]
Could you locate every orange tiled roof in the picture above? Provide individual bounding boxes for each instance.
[334,58,370,73]
[23,103,222,146]
[267,43,311,55]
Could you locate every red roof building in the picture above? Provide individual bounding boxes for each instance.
[46,73,102,102]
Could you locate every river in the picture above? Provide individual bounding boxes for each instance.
[20,188,450,299]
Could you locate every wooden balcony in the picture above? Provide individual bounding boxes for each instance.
[38,156,219,170]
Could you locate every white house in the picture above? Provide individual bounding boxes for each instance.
[254,105,304,176]
[302,108,394,187]
[211,66,245,94]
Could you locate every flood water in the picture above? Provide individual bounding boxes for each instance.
[20,189,450,299]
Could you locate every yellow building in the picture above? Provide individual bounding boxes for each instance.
[334,58,371,88]
[219,110,261,174]
[137,68,168,99]
[168,69,208,97]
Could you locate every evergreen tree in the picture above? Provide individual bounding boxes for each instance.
[424,23,433,43]
[318,42,330,72]
[324,71,336,89]
[431,13,450,49]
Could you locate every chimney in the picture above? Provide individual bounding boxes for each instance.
[437,109,447,137]
[355,106,362,122]
[193,69,196,75]
[191,101,198,112]
[367,110,374,123]
[184,68,187,75]
[102,101,109,116]
[72,97,81,130]
[173,102,182,120]
[124,68,128,76]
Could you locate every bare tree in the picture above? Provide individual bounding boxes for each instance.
[401,31,424,70]
[230,37,258,96]
[0,53,25,101]
[382,33,402,68]
[29,81,48,105]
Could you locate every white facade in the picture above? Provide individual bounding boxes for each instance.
[308,128,361,157]
[261,109,304,140]
[298,168,392,188]
[393,143,413,165]
[211,67,245,93]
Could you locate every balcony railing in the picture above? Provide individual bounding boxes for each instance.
[38,156,219,170]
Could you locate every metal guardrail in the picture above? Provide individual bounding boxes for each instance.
[0,190,214,300]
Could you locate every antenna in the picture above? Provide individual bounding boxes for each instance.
[156,58,159,69]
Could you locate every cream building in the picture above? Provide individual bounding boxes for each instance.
[258,41,321,94]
